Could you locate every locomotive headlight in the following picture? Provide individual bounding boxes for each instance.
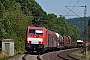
[29,41,31,44]
[38,41,42,44]
[26,40,29,43]
[39,42,41,44]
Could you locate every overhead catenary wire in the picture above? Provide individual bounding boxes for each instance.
[65,0,80,16]
[67,0,73,6]
[65,0,87,58]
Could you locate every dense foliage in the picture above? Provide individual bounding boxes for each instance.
[88,19,90,42]
[88,19,90,26]
[87,19,90,51]
[0,0,82,52]
[66,17,90,36]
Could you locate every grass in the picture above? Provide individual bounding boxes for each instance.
[0,50,24,60]
[85,51,90,60]
[72,49,90,60]
[0,52,12,60]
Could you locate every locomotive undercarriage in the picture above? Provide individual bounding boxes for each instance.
[25,44,44,53]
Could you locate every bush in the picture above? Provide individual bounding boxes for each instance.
[88,44,90,51]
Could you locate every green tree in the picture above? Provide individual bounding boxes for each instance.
[0,1,5,18]
[0,0,82,52]
[16,0,47,25]
[0,18,4,40]
[2,0,32,51]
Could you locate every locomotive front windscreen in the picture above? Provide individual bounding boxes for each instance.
[28,29,43,35]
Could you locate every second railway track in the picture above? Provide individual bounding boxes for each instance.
[57,49,79,60]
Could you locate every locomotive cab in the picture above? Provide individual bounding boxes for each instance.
[25,26,47,53]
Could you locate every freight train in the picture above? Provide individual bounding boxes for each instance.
[25,25,76,53]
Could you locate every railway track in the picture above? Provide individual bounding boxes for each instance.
[9,53,42,60]
[57,51,79,60]
[22,53,42,60]
[22,54,28,60]
[42,48,80,60]
[9,48,80,60]
[9,54,22,60]
[57,49,79,60]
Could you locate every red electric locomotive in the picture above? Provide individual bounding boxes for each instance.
[25,26,47,53]
[25,26,57,53]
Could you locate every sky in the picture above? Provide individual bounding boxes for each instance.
[35,0,90,19]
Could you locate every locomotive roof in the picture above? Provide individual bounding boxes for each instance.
[28,26,46,29]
